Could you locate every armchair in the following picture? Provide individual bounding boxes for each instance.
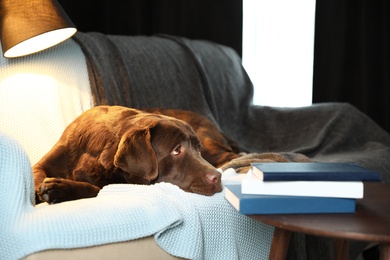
[1,32,390,259]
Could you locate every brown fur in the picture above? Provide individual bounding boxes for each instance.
[143,108,241,168]
[34,105,310,204]
[34,106,223,204]
[220,152,311,173]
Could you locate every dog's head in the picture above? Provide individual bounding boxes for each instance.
[113,114,222,195]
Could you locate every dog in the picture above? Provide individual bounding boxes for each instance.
[34,106,229,204]
[34,105,310,204]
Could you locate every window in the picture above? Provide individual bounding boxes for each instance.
[242,0,316,107]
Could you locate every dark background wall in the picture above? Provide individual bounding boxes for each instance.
[313,0,390,133]
[58,0,390,133]
[58,0,243,56]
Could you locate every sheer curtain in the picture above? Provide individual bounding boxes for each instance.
[242,0,316,107]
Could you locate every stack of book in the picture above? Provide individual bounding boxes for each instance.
[225,162,381,214]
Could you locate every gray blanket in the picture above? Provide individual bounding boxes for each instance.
[74,32,390,183]
[74,32,390,259]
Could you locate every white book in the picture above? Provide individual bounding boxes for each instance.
[241,170,364,199]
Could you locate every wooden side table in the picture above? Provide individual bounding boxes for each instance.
[249,182,390,260]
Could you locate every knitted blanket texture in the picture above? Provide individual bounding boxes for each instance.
[0,132,273,260]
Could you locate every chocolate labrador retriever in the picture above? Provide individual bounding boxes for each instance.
[34,106,232,204]
[34,105,309,204]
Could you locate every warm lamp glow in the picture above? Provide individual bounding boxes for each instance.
[0,0,77,58]
[4,28,77,58]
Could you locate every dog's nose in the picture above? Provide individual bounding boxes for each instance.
[206,171,221,184]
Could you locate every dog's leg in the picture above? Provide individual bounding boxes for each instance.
[220,152,311,173]
[33,165,48,203]
[37,178,101,204]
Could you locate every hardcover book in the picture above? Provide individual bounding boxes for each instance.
[242,171,364,198]
[251,162,381,182]
[225,184,356,215]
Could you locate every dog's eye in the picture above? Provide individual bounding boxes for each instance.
[172,145,182,156]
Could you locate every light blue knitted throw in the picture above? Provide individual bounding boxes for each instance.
[0,132,273,260]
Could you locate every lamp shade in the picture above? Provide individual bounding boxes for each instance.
[0,0,77,58]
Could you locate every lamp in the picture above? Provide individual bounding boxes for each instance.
[0,0,77,58]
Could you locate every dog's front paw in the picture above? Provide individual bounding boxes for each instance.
[38,178,73,204]
[220,152,311,173]
[38,178,101,204]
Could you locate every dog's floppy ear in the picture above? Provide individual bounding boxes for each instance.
[114,126,158,181]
